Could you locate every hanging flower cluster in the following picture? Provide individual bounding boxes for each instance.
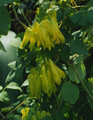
[28,59,65,98]
[20,10,65,51]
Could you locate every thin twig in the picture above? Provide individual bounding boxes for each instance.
[12,4,27,29]
[66,3,87,9]
[71,64,93,102]
[19,7,31,26]
[0,111,5,120]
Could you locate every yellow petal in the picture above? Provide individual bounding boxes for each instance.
[20,27,32,48]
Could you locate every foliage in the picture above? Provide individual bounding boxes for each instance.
[0,0,93,120]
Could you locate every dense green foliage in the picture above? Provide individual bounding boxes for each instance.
[0,0,93,120]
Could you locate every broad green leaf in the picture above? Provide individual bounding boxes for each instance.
[0,91,10,102]
[68,63,86,83]
[5,82,22,92]
[79,15,88,26]
[8,61,16,70]
[70,12,82,24]
[0,85,3,91]
[61,81,79,104]
[70,40,88,55]
[0,41,6,52]
[0,6,11,35]
[59,44,70,62]
[21,79,29,87]
[74,55,84,65]
[55,110,65,120]
[87,10,93,24]
[0,0,20,6]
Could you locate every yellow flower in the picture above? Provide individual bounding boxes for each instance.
[21,107,30,120]
[20,10,65,51]
[28,69,42,98]
[28,58,65,98]
[20,27,32,49]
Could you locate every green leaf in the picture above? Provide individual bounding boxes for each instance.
[8,61,16,70]
[0,91,10,102]
[59,44,70,62]
[61,81,79,104]
[41,116,52,120]
[79,15,88,26]
[57,9,64,22]
[5,82,22,92]
[15,65,23,79]
[5,71,15,84]
[0,41,6,52]
[55,110,65,120]
[70,40,88,55]
[0,6,11,35]
[0,0,20,6]
[1,106,13,112]
[70,12,82,24]
[0,86,3,91]
[87,10,93,24]
[21,79,29,87]
[68,63,86,83]
[88,97,93,111]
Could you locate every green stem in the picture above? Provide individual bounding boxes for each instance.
[19,7,31,26]
[54,93,60,111]
[6,97,30,118]
[71,64,93,102]
[12,4,27,29]
[0,111,5,120]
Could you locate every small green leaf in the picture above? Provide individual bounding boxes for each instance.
[0,91,10,102]
[0,86,3,91]
[0,41,6,52]
[0,6,11,35]
[5,71,15,85]
[70,40,88,55]
[68,63,86,83]
[21,79,29,87]
[5,82,22,92]
[1,106,13,112]
[61,81,79,104]
[8,61,16,70]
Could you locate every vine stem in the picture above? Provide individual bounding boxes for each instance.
[54,93,60,111]
[6,97,30,118]
[71,64,93,102]
[12,4,27,29]
[19,7,31,26]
